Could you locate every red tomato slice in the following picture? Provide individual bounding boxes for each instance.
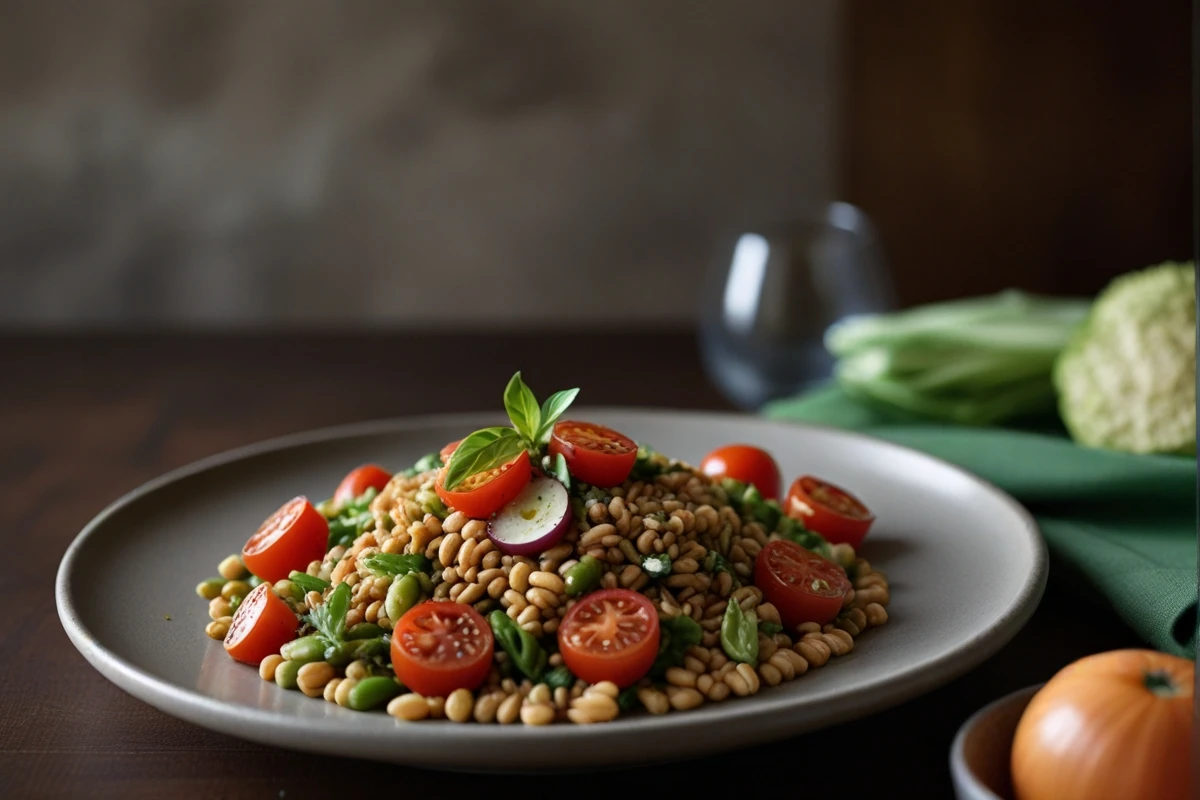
[241,497,329,583]
[390,601,494,697]
[333,464,392,505]
[754,539,851,629]
[698,444,782,501]
[558,588,660,687]
[223,583,300,665]
[435,449,531,519]
[439,440,461,462]
[548,421,638,488]
[785,475,875,549]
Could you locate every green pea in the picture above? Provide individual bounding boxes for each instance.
[415,571,434,595]
[564,555,603,597]
[280,635,327,665]
[348,676,402,711]
[386,573,420,621]
[195,578,226,600]
[346,622,386,641]
[228,595,242,612]
[274,659,302,690]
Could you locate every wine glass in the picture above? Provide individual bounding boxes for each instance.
[697,202,895,411]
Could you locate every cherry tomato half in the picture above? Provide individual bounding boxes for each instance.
[698,444,782,501]
[333,464,392,505]
[754,539,851,629]
[439,440,461,462]
[785,475,875,549]
[223,583,300,665]
[558,588,660,687]
[435,450,532,519]
[241,497,329,584]
[390,601,494,697]
[548,421,638,488]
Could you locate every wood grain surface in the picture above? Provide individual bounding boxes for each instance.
[1,332,1143,799]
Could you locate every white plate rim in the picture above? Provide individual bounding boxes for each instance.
[55,406,1049,771]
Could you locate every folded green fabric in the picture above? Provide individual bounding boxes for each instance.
[764,385,1198,658]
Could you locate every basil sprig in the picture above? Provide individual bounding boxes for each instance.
[441,372,580,490]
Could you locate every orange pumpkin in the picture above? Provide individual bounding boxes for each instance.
[1011,649,1194,800]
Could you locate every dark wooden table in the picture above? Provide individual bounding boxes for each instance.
[2,332,1143,800]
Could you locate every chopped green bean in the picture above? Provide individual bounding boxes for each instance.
[563,555,603,597]
[488,610,548,680]
[348,676,402,711]
[346,622,385,641]
[280,635,327,665]
[720,597,759,666]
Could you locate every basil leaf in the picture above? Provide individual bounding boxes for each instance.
[720,597,759,666]
[535,387,580,445]
[649,615,703,678]
[305,581,352,646]
[441,427,525,490]
[503,371,541,443]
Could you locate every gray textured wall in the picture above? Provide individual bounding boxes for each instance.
[0,1,839,328]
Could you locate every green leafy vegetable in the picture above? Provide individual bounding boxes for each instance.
[305,581,352,646]
[542,664,576,690]
[441,427,526,490]
[488,610,549,681]
[721,598,759,666]
[359,553,432,578]
[1053,261,1196,454]
[288,571,330,595]
[535,388,581,445]
[650,615,703,678]
[504,371,543,443]
[617,685,640,711]
[442,372,581,490]
[758,621,784,637]
[823,289,1093,426]
[398,452,444,479]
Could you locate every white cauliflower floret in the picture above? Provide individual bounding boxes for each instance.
[1053,261,1195,455]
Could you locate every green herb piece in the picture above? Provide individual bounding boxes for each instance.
[721,598,759,666]
[440,372,582,491]
[415,488,448,519]
[640,553,672,578]
[488,610,548,680]
[534,387,581,446]
[504,371,543,443]
[542,664,575,690]
[346,622,386,641]
[359,553,432,579]
[550,452,571,490]
[758,621,784,637]
[649,615,703,678]
[617,685,640,711]
[441,427,526,491]
[289,571,330,595]
[305,581,352,646]
[563,555,604,597]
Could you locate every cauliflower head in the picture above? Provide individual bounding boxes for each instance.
[1053,261,1196,455]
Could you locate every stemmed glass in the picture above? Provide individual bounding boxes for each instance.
[697,202,895,411]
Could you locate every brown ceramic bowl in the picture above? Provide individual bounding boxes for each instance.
[950,683,1044,800]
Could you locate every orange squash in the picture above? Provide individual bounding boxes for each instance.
[1011,649,1194,800]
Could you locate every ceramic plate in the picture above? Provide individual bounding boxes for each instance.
[56,408,1047,772]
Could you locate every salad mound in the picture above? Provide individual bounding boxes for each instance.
[199,373,892,724]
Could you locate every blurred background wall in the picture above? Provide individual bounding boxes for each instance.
[0,0,1190,329]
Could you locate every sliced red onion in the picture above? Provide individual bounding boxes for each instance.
[487,475,573,557]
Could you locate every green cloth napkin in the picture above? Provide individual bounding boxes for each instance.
[764,385,1198,659]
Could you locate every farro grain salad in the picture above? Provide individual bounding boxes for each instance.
[198,373,890,724]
